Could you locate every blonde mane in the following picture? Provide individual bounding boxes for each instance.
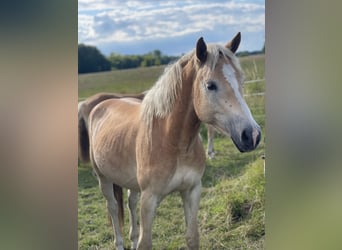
[141,43,243,129]
[141,51,193,126]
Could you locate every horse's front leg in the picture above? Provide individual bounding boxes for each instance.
[207,125,216,159]
[137,190,159,250]
[127,189,139,249]
[181,182,202,250]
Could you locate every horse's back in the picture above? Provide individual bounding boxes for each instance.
[89,98,142,190]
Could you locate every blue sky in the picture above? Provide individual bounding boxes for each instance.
[78,0,265,56]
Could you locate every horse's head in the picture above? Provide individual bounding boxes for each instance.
[192,33,261,152]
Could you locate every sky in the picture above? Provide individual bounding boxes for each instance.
[78,0,265,56]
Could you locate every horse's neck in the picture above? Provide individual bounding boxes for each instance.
[163,62,201,150]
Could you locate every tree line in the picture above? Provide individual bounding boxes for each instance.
[78,43,265,74]
[78,44,178,74]
[78,44,111,74]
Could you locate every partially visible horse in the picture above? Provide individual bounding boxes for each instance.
[79,32,261,250]
[206,125,216,159]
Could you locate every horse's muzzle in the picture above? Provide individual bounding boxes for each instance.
[232,126,261,152]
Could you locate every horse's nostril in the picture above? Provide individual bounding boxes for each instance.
[241,126,261,150]
[241,127,252,144]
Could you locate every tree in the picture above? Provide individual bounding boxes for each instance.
[78,44,111,73]
[107,50,179,70]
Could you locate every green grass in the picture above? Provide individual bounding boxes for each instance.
[78,55,265,249]
[78,66,165,99]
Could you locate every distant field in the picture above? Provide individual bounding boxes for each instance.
[78,54,265,249]
[78,55,265,100]
[78,66,164,99]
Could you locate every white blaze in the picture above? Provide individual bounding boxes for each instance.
[222,64,259,127]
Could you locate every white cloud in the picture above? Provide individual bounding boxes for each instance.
[78,15,96,42]
[78,0,118,11]
[78,0,265,53]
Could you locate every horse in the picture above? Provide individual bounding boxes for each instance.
[79,92,217,162]
[80,32,261,250]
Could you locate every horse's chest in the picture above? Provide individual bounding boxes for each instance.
[165,164,204,194]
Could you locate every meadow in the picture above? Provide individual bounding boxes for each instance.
[78,54,265,249]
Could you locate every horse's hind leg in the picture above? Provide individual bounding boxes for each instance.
[98,178,124,250]
[180,182,202,250]
[127,189,139,249]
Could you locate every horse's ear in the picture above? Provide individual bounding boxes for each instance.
[226,32,241,53]
[196,37,207,63]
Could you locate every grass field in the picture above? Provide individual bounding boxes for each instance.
[78,54,265,249]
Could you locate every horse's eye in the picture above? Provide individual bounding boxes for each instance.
[206,81,217,91]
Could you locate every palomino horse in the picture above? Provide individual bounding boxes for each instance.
[80,33,261,250]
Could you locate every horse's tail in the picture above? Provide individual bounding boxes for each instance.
[78,106,90,163]
[113,184,124,234]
